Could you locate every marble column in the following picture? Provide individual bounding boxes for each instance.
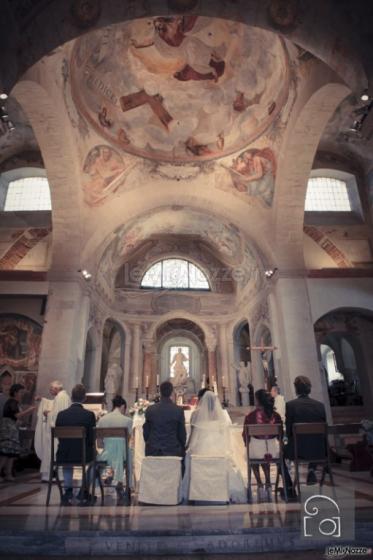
[207,348,217,388]
[272,274,329,412]
[142,340,154,397]
[37,281,90,396]
[131,323,141,392]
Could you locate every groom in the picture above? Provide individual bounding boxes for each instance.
[143,381,186,457]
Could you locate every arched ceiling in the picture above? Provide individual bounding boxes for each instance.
[2,3,371,281]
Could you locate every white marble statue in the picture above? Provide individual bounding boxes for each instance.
[170,348,188,387]
[234,361,252,407]
[105,362,122,410]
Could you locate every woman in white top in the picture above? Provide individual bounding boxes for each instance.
[182,390,246,503]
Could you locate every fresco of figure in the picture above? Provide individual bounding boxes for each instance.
[131,16,225,82]
[82,145,128,206]
[229,148,276,207]
[0,316,42,371]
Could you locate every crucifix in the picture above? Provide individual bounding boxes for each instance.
[246,337,278,391]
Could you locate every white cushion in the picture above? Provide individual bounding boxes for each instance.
[189,455,229,502]
[248,438,279,459]
[139,456,182,505]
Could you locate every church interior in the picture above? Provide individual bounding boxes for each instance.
[1,0,373,558]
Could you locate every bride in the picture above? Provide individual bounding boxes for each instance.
[182,390,246,503]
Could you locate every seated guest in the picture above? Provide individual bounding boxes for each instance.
[143,381,186,457]
[97,395,133,499]
[285,375,327,485]
[0,384,36,482]
[271,385,286,422]
[55,384,96,505]
[243,389,282,495]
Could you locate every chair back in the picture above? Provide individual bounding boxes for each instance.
[51,426,87,465]
[245,424,283,438]
[293,422,327,436]
[293,422,328,463]
[95,427,129,439]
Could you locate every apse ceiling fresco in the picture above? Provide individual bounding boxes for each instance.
[96,206,264,299]
[70,16,289,164]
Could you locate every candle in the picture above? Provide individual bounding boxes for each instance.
[222,375,225,387]
[146,375,149,388]
[201,374,206,389]
[134,376,139,389]
[156,374,160,386]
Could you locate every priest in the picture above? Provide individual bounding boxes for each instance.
[35,380,71,482]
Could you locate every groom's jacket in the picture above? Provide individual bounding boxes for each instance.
[143,398,186,457]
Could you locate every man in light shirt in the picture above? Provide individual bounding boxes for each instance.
[271,385,285,423]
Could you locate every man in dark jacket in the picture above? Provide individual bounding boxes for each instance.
[55,384,96,504]
[143,381,186,457]
[285,375,327,485]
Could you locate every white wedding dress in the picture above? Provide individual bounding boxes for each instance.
[182,391,246,503]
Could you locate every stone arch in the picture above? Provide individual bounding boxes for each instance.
[314,308,373,415]
[11,80,82,277]
[274,73,351,269]
[148,311,213,347]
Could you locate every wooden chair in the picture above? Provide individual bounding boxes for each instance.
[46,426,95,506]
[92,427,131,506]
[293,422,334,498]
[244,423,288,503]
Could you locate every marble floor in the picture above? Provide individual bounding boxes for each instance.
[0,465,373,557]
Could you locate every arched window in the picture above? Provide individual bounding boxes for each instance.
[141,258,210,290]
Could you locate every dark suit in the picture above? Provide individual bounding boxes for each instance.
[56,403,96,463]
[285,395,327,461]
[143,398,186,457]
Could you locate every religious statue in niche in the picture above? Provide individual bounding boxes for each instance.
[170,347,189,387]
[236,361,253,407]
[104,361,122,409]
[227,147,276,207]
[82,145,133,207]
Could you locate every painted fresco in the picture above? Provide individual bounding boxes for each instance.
[70,17,289,163]
[0,315,42,372]
[226,146,276,206]
[82,145,136,206]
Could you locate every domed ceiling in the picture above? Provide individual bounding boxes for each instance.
[70,16,289,163]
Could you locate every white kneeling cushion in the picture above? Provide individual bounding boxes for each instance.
[139,456,182,505]
[189,455,229,502]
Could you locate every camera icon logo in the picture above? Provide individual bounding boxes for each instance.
[303,494,341,538]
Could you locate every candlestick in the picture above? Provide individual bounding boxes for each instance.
[135,387,139,402]
[145,375,149,388]
[156,374,160,386]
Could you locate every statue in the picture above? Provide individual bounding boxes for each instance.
[170,348,188,387]
[104,361,122,410]
[233,361,252,406]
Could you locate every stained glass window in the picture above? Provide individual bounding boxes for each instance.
[305,177,352,212]
[4,177,51,211]
[141,259,210,290]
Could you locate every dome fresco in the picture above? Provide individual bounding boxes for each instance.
[70,16,289,163]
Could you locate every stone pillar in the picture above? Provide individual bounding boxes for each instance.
[142,340,153,396]
[131,323,141,392]
[218,324,229,387]
[227,326,238,405]
[37,281,90,396]
[272,275,330,414]
[267,292,283,388]
[207,348,217,387]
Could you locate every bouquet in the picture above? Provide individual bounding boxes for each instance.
[129,398,150,416]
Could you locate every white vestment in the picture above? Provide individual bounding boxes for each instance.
[34,390,71,480]
[274,394,286,422]
[182,391,246,503]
